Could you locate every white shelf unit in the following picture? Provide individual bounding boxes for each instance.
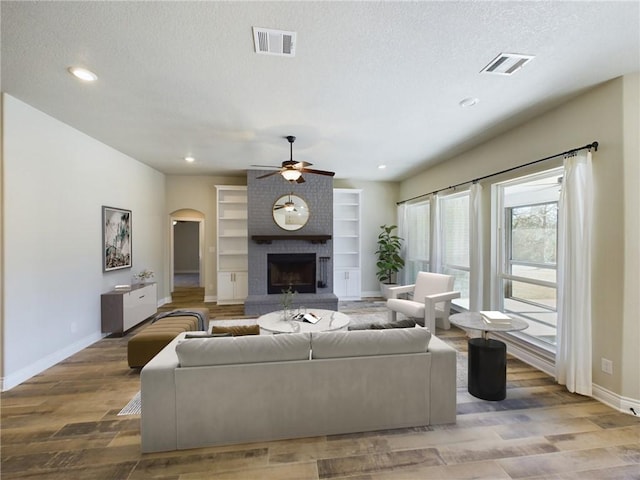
[216,185,248,305]
[333,188,362,300]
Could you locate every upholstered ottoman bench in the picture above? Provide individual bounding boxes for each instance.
[127,308,209,368]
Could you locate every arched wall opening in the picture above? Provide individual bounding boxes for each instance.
[170,209,205,295]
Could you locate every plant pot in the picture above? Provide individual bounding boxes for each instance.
[380,283,398,300]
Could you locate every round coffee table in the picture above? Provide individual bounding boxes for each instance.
[258,309,350,334]
[450,312,528,401]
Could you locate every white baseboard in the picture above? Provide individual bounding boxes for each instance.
[593,384,640,416]
[1,332,105,392]
[503,340,556,378]
[204,295,217,303]
[158,296,171,307]
[495,333,639,417]
[361,290,384,299]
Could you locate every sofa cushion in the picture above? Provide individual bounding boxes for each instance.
[311,328,431,359]
[371,319,417,329]
[176,332,311,367]
[211,324,260,336]
[386,298,424,318]
[386,298,445,318]
[348,318,417,330]
[185,333,231,339]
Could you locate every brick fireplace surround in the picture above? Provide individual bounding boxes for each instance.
[244,170,338,315]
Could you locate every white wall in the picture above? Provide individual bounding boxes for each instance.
[1,94,166,390]
[173,221,200,272]
[621,73,640,404]
[165,175,245,302]
[334,179,400,296]
[399,74,639,407]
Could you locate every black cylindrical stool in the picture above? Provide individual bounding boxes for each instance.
[468,338,507,401]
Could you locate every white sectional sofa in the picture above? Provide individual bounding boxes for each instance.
[140,327,457,453]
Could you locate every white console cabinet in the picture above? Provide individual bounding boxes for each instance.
[217,271,249,305]
[101,282,157,334]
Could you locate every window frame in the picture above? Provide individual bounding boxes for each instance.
[439,190,471,309]
[492,167,563,351]
[404,198,431,282]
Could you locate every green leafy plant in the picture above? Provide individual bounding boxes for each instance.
[375,225,404,284]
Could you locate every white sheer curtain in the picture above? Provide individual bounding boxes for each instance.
[469,182,483,312]
[396,202,408,285]
[556,150,593,395]
[431,193,442,273]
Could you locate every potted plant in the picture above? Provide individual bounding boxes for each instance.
[375,225,405,299]
[280,285,296,322]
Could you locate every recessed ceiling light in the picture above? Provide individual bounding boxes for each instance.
[459,97,479,108]
[67,66,98,82]
[378,164,387,169]
[184,156,195,163]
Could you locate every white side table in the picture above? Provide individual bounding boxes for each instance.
[450,312,528,401]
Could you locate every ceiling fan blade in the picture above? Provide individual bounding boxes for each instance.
[301,168,335,177]
[296,176,306,184]
[251,164,282,169]
[294,161,312,169]
[256,170,281,179]
[274,205,285,210]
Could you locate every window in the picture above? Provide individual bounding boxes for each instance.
[404,200,430,280]
[494,168,562,349]
[440,191,470,308]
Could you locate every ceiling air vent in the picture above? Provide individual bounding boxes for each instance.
[253,27,296,57]
[481,53,535,75]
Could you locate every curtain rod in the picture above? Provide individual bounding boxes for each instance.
[397,141,599,205]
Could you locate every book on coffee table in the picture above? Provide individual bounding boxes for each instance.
[479,311,512,325]
[302,312,321,324]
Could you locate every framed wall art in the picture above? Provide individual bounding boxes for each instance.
[102,206,132,272]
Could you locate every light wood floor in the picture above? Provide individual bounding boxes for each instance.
[1,289,638,479]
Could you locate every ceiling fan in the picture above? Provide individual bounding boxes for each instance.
[273,193,298,212]
[253,135,335,183]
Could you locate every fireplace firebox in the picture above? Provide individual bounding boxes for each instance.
[267,253,316,294]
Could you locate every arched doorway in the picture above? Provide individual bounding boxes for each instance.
[170,209,204,299]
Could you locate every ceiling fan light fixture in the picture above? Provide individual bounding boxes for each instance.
[281,169,302,182]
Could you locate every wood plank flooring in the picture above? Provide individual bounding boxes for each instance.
[1,289,638,479]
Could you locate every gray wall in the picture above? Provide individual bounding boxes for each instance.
[246,170,333,295]
[173,221,199,272]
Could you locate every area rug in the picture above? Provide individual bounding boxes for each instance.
[118,391,141,416]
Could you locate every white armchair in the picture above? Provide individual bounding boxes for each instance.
[386,272,460,333]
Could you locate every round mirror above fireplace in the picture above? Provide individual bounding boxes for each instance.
[272,194,309,231]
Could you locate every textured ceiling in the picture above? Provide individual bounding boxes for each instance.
[2,1,639,181]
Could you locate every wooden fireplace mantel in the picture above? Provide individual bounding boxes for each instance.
[251,235,332,244]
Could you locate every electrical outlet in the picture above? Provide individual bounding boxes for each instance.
[601,358,613,375]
